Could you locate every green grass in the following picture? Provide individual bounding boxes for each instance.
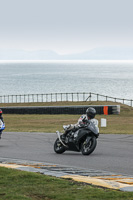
[1,102,133,199]
[2,101,133,134]
[0,101,126,107]
[0,167,133,200]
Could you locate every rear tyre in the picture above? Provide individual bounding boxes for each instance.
[54,138,66,154]
[81,136,97,155]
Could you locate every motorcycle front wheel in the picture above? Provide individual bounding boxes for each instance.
[81,136,97,155]
[54,138,66,154]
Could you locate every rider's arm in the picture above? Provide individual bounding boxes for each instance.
[77,115,87,124]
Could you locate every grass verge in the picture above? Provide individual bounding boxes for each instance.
[0,167,133,200]
[1,101,133,134]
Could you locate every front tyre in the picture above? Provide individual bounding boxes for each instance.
[54,138,66,154]
[81,136,97,155]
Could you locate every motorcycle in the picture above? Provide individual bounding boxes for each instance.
[54,119,99,155]
[0,119,5,135]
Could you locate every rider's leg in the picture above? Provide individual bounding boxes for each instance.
[0,131,2,139]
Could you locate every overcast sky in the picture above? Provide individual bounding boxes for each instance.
[0,0,133,54]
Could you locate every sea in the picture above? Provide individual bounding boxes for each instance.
[0,60,133,101]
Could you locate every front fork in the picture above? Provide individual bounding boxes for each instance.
[56,131,67,147]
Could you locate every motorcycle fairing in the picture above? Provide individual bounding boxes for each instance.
[0,120,5,131]
[87,120,99,137]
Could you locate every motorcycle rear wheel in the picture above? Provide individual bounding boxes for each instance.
[81,136,97,155]
[54,138,66,154]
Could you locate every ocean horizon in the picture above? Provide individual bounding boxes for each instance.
[1,59,133,63]
[0,60,133,102]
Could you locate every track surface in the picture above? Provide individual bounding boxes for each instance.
[0,132,133,176]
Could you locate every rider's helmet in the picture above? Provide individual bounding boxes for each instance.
[0,109,2,116]
[86,107,96,119]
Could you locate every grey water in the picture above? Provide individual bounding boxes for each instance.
[0,60,133,100]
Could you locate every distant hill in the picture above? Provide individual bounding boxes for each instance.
[62,47,133,60]
[0,47,133,60]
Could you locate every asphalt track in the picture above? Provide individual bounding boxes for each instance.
[0,132,133,176]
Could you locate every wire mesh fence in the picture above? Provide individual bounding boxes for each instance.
[0,92,132,107]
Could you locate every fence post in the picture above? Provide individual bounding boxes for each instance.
[72,93,73,102]
[56,93,57,102]
[90,92,91,101]
[77,93,79,102]
[66,93,67,101]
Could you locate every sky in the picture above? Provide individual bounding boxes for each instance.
[0,0,133,55]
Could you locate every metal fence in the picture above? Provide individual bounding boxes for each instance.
[0,92,133,107]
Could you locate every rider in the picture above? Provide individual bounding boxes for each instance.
[63,107,96,136]
[0,109,4,139]
[78,107,96,125]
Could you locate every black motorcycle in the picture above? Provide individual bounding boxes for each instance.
[54,119,99,155]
